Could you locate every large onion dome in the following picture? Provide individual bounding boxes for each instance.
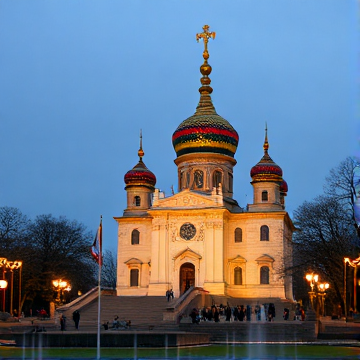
[172,25,238,158]
[124,134,156,190]
[250,127,283,183]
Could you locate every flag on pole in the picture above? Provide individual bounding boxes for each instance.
[91,218,102,266]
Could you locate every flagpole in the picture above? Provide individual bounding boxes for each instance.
[97,216,102,360]
[97,259,101,359]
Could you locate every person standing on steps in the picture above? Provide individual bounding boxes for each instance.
[60,314,66,331]
[73,310,80,329]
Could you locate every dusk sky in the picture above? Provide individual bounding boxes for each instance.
[0,1,358,254]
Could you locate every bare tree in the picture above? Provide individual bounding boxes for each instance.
[22,215,96,311]
[292,157,360,313]
[324,156,360,237]
[0,206,29,256]
[101,250,117,289]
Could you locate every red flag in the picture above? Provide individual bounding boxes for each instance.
[91,218,102,266]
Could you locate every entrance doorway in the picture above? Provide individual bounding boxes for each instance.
[179,263,195,294]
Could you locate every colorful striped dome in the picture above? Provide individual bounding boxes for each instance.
[250,129,283,183]
[124,134,156,190]
[172,28,238,158]
[124,160,156,189]
[172,111,239,158]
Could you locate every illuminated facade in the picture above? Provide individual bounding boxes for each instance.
[114,26,295,300]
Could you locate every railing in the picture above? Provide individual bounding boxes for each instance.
[56,286,114,312]
[163,287,209,323]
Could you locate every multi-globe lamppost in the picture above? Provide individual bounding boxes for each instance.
[52,279,71,305]
[318,282,330,316]
[306,273,330,318]
[344,256,360,319]
[6,261,22,316]
[305,273,318,310]
[0,258,7,312]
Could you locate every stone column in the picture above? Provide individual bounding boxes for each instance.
[204,221,214,283]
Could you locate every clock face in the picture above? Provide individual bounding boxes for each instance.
[180,223,196,240]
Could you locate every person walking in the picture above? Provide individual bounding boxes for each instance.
[72,310,80,329]
[60,314,66,331]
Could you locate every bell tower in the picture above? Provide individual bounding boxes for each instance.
[124,131,156,214]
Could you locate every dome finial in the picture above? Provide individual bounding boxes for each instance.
[194,25,217,115]
[263,122,269,153]
[196,25,216,63]
[196,25,215,96]
[138,129,144,160]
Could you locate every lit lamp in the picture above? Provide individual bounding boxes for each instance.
[53,279,71,305]
[0,258,7,312]
[0,279,8,312]
[306,273,318,310]
[344,256,360,319]
[6,261,22,316]
[318,282,330,317]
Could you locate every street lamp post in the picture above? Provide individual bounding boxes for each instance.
[318,282,330,317]
[52,279,71,305]
[0,279,8,312]
[305,273,318,310]
[17,262,22,316]
[344,257,360,319]
[6,261,22,316]
[0,258,7,312]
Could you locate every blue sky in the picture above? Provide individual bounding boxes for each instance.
[0,1,358,254]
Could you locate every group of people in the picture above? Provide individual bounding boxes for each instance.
[165,289,174,302]
[59,310,80,331]
[189,303,278,323]
[112,315,131,329]
[294,303,306,321]
[189,303,310,323]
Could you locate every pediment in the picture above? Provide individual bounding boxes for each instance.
[173,247,202,261]
[255,254,275,263]
[152,189,222,209]
[228,255,247,264]
[124,258,143,265]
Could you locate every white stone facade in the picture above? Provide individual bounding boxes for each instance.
[115,188,294,300]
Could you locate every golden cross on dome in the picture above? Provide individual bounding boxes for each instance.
[196,25,215,61]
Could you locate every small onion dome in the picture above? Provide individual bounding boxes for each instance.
[124,160,156,190]
[250,127,283,184]
[172,26,238,158]
[124,133,156,190]
[280,179,288,194]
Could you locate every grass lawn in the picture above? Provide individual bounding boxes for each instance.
[1,344,360,359]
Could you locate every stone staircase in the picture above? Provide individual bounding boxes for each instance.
[57,289,296,333]
[60,293,178,331]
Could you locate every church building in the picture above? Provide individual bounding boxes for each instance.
[114,26,295,300]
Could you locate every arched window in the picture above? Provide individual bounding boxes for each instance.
[131,229,139,245]
[130,269,139,287]
[235,228,242,243]
[194,170,204,188]
[260,266,270,284]
[260,225,269,241]
[186,171,190,188]
[134,196,141,206]
[229,173,233,192]
[213,171,222,190]
[262,191,268,201]
[234,267,242,285]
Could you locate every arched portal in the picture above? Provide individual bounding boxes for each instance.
[179,262,195,294]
